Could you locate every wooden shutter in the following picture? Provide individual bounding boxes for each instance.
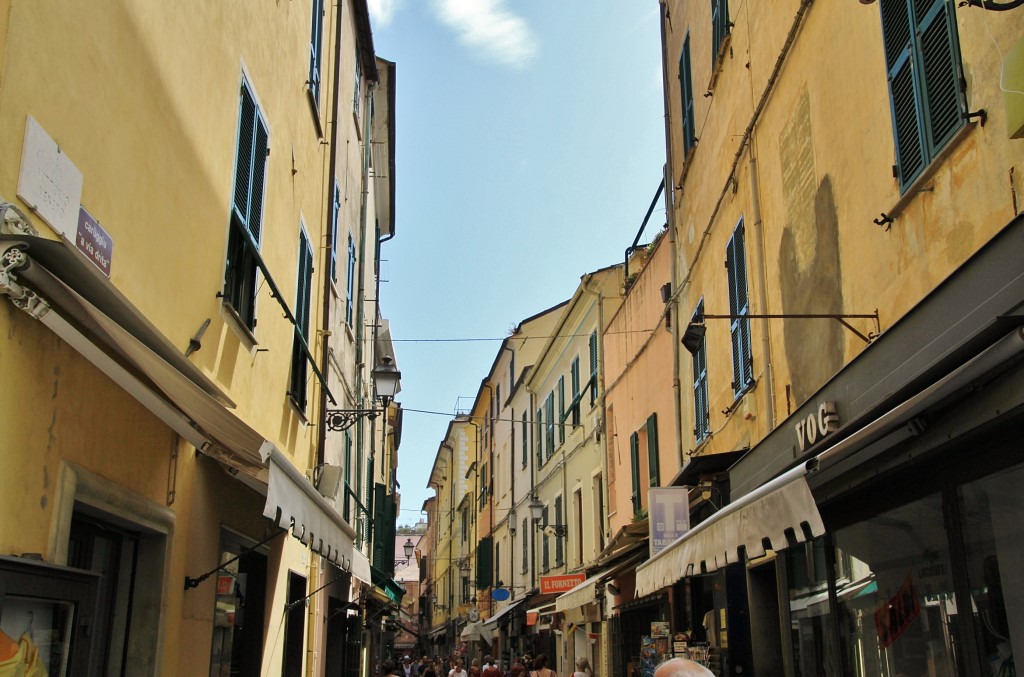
[679,34,696,153]
[726,221,752,393]
[647,414,660,487]
[557,375,565,444]
[919,0,962,150]
[476,537,493,588]
[554,496,564,565]
[589,331,598,404]
[630,432,641,514]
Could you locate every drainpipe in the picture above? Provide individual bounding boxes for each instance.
[658,1,686,470]
[526,385,537,592]
[748,150,776,430]
[581,275,609,548]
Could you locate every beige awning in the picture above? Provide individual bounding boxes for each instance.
[635,465,824,597]
[1,239,272,481]
[483,597,528,628]
[263,445,358,566]
[555,552,644,612]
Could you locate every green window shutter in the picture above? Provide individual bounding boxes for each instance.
[545,392,555,458]
[372,483,387,568]
[345,235,356,326]
[679,34,696,153]
[541,507,550,570]
[570,357,581,426]
[343,431,353,522]
[557,375,565,444]
[692,303,710,442]
[330,182,340,282]
[288,230,314,409]
[476,537,493,588]
[554,496,564,565]
[919,0,962,149]
[522,412,528,466]
[630,432,641,514]
[536,408,544,467]
[647,414,660,487]
[589,331,598,404]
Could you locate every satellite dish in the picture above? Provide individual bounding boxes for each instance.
[491,587,511,601]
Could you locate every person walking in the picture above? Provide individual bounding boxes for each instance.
[571,657,591,677]
[482,655,503,677]
[529,654,556,677]
[449,659,468,677]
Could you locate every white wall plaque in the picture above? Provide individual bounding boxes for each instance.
[17,116,83,240]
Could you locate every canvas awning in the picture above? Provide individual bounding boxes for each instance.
[555,552,645,612]
[460,621,492,644]
[635,464,824,597]
[482,597,528,627]
[262,445,358,566]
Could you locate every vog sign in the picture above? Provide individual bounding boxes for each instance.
[795,401,839,453]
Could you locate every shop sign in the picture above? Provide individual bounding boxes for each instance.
[17,115,84,240]
[649,487,690,556]
[76,207,113,276]
[795,400,839,452]
[539,573,586,595]
[874,574,921,649]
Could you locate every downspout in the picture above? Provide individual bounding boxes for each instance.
[310,5,346,676]
[748,151,776,429]
[582,275,608,549]
[659,0,685,469]
[527,385,537,592]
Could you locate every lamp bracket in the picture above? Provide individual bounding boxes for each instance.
[325,408,380,431]
[700,311,881,344]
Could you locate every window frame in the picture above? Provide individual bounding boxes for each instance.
[288,225,315,412]
[307,0,325,113]
[692,301,711,443]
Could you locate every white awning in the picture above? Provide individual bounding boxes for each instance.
[482,597,528,627]
[635,464,824,597]
[262,445,358,567]
[556,552,645,612]
[351,550,372,586]
[460,621,492,644]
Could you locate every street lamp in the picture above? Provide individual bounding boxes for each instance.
[529,497,567,538]
[325,357,402,430]
[681,310,881,353]
[395,538,416,566]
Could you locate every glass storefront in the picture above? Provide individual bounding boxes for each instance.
[786,460,1023,677]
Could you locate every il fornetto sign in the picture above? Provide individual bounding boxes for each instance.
[795,401,839,453]
[540,574,586,595]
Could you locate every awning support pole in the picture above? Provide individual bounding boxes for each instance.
[184,527,286,590]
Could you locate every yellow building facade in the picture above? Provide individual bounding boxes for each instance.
[0,1,397,675]
[636,1,1024,675]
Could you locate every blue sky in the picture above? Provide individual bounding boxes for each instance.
[367,1,668,524]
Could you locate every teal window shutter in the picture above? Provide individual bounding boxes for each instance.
[224,81,269,330]
[880,0,964,190]
[647,414,660,487]
[711,0,730,63]
[726,219,753,395]
[554,496,564,566]
[308,0,324,104]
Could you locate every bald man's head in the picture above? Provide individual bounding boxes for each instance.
[653,658,715,677]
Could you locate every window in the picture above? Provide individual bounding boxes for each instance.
[630,432,641,515]
[692,302,711,443]
[646,413,660,488]
[353,54,362,118]
[521,518,529,573]
[345,234,356,327]
[536,407,544,467]
[711,0,730,64]
[308,0,324,105]
[545,392,555,458]
[554,495,564,566]
[726,218,753,396]
[283,572,307,677]
[289,229,314,410]
[679,34,696,154]
[569,357,581,427]
[343,430,352,521]
[224,80,269,331]
[880,0,965,190]
[330,181,340,284]
[589,331,598,405]
[461,508,468,543]
[522,412,528,467]
[541,506,550,572]
[557,375,565,445]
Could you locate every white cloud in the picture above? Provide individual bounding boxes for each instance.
[431,0,539,69]
[368,0,401,28]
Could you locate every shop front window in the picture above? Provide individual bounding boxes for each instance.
[958,462,1023,677]
[832,493,960,676]
[787,539,840,677]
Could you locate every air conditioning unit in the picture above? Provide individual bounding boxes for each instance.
[307,464,343,499]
